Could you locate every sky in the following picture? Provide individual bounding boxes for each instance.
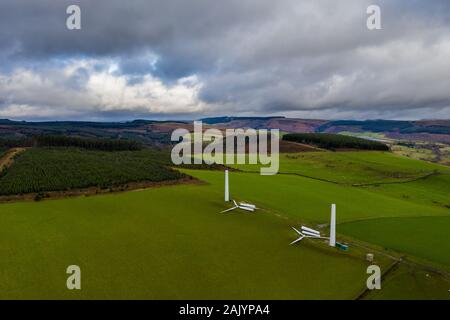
[0,0,450,121]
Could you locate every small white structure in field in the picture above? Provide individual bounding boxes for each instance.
[225,170,230,202]
[366,253,374,262]
[221,200,257,213]
[291,204,338,247]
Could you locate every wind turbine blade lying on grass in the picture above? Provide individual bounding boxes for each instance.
[220,206,238,213]
[290,236,305,245]
[239,202,256,209]
[292,227,303,236]
[302,230,321,238]
[221,203,256,213]
[238,205,255,212]
[301,226,320,236]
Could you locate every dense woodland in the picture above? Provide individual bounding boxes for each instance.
[34,135,143,151]
[0,138,33,148]
[0,148,184,195]
[0,136,143,151]
[283,133,389,151]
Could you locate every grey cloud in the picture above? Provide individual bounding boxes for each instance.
[0,0,450,120]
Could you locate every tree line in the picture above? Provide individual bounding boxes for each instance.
[283,133,389,151]
[0,135,143,151]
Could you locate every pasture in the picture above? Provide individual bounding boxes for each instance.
[0,149,448,299]
[0,181,375,299]
[230,151,449,184]
[339,216,450,268]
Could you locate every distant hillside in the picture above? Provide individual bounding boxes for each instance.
[0,117,448,147]
[316,120,450,135]
[0,119,190,147]
[201,116,326,132]
[315,119,450,145]
[201,116,285,124]
[202,117,450,136]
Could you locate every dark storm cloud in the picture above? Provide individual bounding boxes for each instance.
[0,0,450,120]
[0,0,267,70]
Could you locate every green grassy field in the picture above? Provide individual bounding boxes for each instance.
[223,153,449,269]
[364,264,450,300]
[0,150,448,299]
[230,151,449,184]
[186,170,448,224]
[359,174,450,208]
[0,182,377,299]
[339,216,450,268]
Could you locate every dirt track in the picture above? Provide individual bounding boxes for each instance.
[0,147,26,171]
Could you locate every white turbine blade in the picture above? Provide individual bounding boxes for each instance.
[239,203,256,209]
[305,235,330,240]
[302,230,321,237]
[239,205,257,210]
[291,227,303,236]
[220,206,237,213]
[301,226,320,235]
[239,202,256,209]
[290,236,304,245]
[240,202,255,206]
[232,200,238,206]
